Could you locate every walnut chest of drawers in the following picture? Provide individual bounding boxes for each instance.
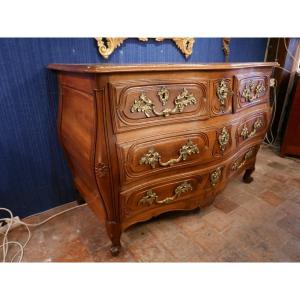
[49,62,278,256]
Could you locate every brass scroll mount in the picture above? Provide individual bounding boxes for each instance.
[210,167,223,187]
[216,79,233,111]
[139,181,193,206]
[218,127,230,152]
[130,88,197,118]
[240,118,263,140]
[242,80,266,102]
[232,147,256,171]
[139,140,200,169]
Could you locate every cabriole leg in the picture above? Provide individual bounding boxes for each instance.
[106,221,122,256]
[243,167,255,184]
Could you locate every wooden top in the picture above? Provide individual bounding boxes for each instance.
[48,62,279,74]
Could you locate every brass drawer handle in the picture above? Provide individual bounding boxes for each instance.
[139,181,193,206]
[139,140,200,169]
[242,80,266,102]
[131,87,197,118]
[232,147,256,171]
[240,118,263,140]
[218,127,230,152]
[210,167,223,186]
[217,79,233,110]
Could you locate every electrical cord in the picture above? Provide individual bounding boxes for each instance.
[264,79,277,145]
[0,203,87,262]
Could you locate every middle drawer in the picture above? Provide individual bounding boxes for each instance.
[117,128,233,185]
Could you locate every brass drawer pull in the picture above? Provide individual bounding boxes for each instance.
[218,127,230,152]
[139,140,200,169]
[210,167,223,186]
[242,80,266,102]
[139,181,193,206]
[232,147,256,171]
[131,88,197,118]
[216,79,233,109]
[240,118,263,140]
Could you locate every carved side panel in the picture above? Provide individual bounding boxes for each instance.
[94,89,116,221]
[211,78,233,116]
[109,79,209,133]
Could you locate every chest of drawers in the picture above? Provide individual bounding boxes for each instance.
[49,62,278,256]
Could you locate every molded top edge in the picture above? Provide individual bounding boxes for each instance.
[48,62,279,73]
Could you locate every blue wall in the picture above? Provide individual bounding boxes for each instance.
[0,38,267,218]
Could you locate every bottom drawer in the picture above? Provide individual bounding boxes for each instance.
[121,165,227,227]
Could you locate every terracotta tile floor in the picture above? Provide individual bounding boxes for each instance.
[2,145,300,262]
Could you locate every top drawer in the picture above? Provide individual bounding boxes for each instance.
[234,72,269,112]
[109,79,209,132]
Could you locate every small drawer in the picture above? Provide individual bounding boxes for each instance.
[229,145,260,176]
[234,73,269,112]
[236,111,269,147]
[109,79,209,132]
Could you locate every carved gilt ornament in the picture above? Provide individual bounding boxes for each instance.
[95,38,195,59]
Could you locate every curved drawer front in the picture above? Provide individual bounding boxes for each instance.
[109,80,209,132]
[236,111,269,147]
[229,145,260,175]
[117,128,237,184]
[234,73,269,112]
[121,165,226,221]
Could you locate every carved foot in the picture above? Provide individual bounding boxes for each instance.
[243,167,255,184]
[110,245,121,257]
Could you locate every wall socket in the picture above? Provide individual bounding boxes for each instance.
[0,216,22,234]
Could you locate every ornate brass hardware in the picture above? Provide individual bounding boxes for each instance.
[216,79,233,110]
[95,38,195,59]
[140,140,200,169]
[242,80,266,102]
[157,87,169,106]
[210,167,222,186]
[131,88,197,118]
[240,118,263,140]
[232,148,256,171]
[218,127,230,152]
[139,181,193,206]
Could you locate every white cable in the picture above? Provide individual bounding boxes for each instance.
[23,203,87,227]
[0,203,87,262]
[264,81,277,145]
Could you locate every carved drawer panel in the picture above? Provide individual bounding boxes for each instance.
[211,78,233,116]
[234,73,269,112]
[121,165,225,221]
[117,132,212,183]
[236,112,268,147]
[109,80,209,132]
